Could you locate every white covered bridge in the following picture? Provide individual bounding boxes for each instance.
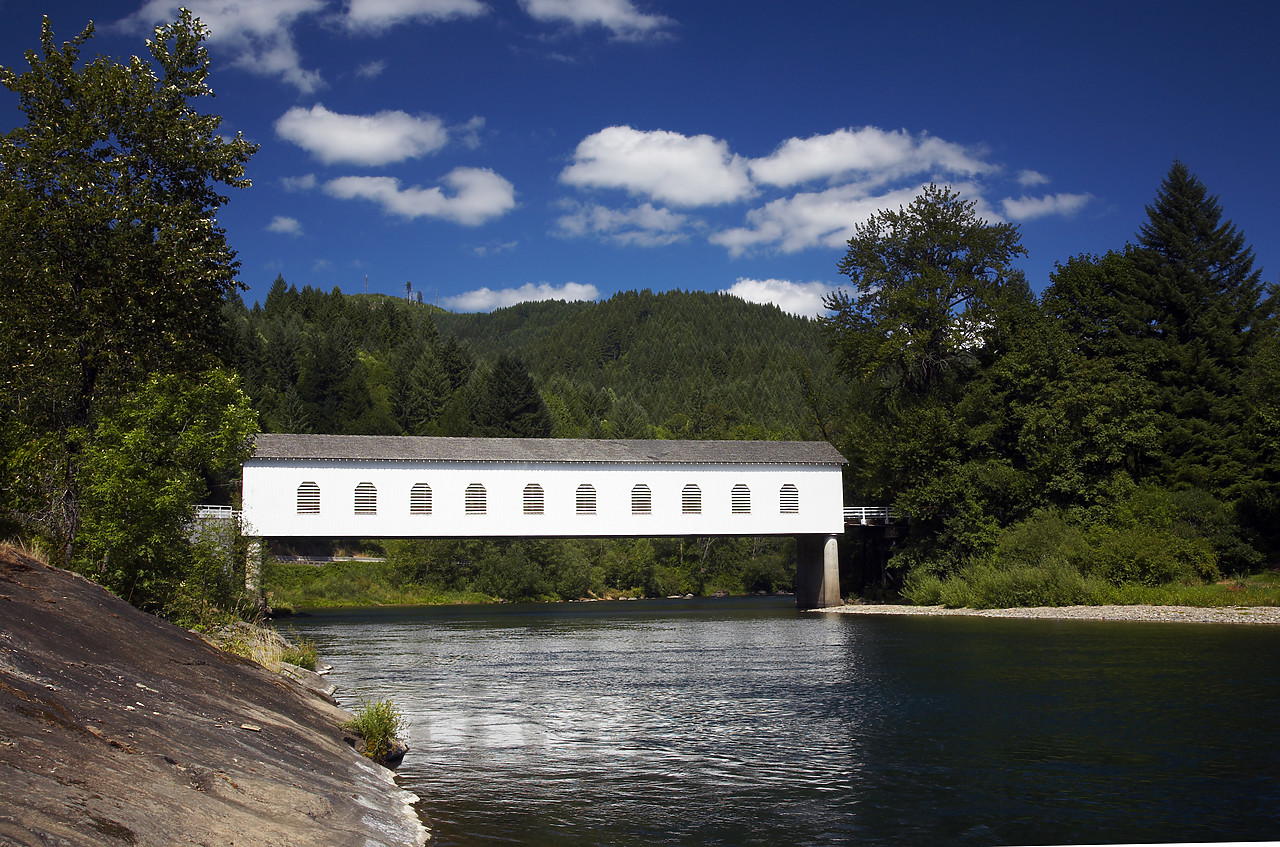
[242,433,848,608]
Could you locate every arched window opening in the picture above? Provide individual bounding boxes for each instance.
[354,482,377,515]
[297,482,320,514]
[731,484,751,514]
[779,484,800,514]
[410,483,432,515]
[682,484,701,515]
[576,484,597,515]
[631,484,652,515]
[465,484,487,515]
[524,484,545,515]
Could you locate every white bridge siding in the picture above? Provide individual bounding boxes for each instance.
[243,459,843,538]
[241,434,847,608]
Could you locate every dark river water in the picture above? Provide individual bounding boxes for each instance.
[281,597,1280,846]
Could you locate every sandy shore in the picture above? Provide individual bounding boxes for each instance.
[820,603,1280,625]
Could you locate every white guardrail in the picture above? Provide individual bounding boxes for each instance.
[843,506,898,524]
[194,505,241,520]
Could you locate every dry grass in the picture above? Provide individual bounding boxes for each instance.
[2,538,50,564]
[203,621,289,672]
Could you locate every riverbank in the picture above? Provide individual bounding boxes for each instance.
[0,546,427,846]
[822,602,1280,624]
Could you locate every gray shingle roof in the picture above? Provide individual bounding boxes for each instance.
[251,434,846,466]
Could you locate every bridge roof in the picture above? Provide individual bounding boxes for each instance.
[251,434,846,466]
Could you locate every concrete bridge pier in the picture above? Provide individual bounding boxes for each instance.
[795,533,841,609]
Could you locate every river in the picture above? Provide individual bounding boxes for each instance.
[281,597,1280,846]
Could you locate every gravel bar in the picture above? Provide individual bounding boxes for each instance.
[820,603,1280,625]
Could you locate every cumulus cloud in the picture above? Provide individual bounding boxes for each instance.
[711,182,927,257]
[1017,169,1051,187]
[344,0,488,32]
[720,278,835,318]
[1001,192,1092,221]
[276,104,450,166]
[444,282,600,311]
[519,0,672,39]
[555,201,690,246]
[749,127,994,188]
[119,0,326,92]
[267,215,304,235]
[324,167,516,225]
[560,126,752,207]
[355,59,387,78]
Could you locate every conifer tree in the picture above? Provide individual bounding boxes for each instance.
[1127,161,1271,493]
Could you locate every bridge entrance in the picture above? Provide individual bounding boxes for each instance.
[240,434,849,608]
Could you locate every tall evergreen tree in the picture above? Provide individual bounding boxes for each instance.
[472,355,553,438]
[1127,161,1270,494]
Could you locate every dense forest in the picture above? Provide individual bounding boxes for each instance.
[226,286,833,443]
[2,14,1277,622]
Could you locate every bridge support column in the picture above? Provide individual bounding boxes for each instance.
[796,534,841,609]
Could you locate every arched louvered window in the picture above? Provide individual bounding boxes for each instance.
[523,484,545,515]
[779,484,800,514]
[465,484,486,515]
[410,483,432,515]
[354,482,377,515]
[297,482,320,514]
[682,484,701,515]
[631,484,652,515]
[576,484,596,515]
[731,484,751,514]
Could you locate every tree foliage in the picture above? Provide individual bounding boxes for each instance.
[824,184,1027,395]
[824,168,1276,596]
[0,13,257,562]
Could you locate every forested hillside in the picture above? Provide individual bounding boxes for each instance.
[433,289,835,439]
[226,286,835,442]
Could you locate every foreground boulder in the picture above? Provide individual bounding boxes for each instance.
[0,547,427,846]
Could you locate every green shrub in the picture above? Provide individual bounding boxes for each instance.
[1084,526,1219,586]
[343,697,405,761]
[901,570,945,605]
[281,636,318,671]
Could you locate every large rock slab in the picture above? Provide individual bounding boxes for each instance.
[0,547,427,846]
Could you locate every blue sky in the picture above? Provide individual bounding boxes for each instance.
[2,1,1277,316]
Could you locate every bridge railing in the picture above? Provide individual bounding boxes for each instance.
[194,505,241,521]
[844,506,898,525]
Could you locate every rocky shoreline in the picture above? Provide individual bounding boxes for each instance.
[821,602,1280,625]
[0,547,427,847]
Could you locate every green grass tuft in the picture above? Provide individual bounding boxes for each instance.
[343,697,405,761]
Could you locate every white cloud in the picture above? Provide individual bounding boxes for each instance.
[281,173,318,191]
[711,183,927,256]
[120,0,326,92]
[324,167,516,225]
[1017,169,1051,187]
[344,0,488,32]
[561,126,752,207]
[444,282,600,311]
[267,215,304,235]
[720,278,835,318]
[1001,192,1092,221]
[355,59,388,78]
[519,0,672,39]
[555,201,689,246]
[749,127,994,188]
[276,104,450,166]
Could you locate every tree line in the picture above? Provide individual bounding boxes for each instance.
[823,175,1277,606]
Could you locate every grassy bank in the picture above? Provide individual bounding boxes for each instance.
[903,566,1280,610]
[265,559,493,610]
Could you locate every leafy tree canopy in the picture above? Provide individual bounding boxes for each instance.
[824,184,1027,396]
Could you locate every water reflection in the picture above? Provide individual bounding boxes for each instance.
[285,600,1280,846]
